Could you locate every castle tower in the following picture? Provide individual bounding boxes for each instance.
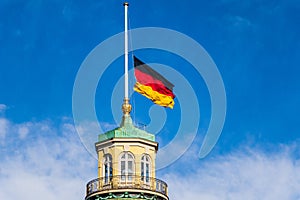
[84,3,169,200]
[85,100,168,200]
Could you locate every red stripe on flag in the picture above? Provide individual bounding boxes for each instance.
[135,68,165,86]
[135,69,175,98]
[144,83,175,98]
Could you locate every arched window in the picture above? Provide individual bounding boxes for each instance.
[141,154,151,183]
[103,154,112,184]
[120,152,134,182]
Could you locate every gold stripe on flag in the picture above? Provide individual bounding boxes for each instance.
[134,82,174,109]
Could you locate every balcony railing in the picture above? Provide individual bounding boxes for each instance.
[86,175,168,197]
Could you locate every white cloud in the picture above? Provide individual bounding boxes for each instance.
[163,145,300,200]
[0,104,7,113]
[231,15,252,27]
[1,116,300,200]
[225,15,253,31]
[0,118,97,200]
[0,118,8,141]
[18,124,30,139]
[156,130,198,170]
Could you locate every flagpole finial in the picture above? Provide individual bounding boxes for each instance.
[123,2,129,6]
[122,98,132,116]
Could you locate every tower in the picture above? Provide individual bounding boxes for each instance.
[84,3,169,200]
[85,102,168,200]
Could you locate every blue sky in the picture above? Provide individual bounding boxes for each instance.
[1,0,300,199]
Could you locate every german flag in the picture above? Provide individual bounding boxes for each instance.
[133,56,175,109]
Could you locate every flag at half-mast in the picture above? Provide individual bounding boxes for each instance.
[133,56,175,109]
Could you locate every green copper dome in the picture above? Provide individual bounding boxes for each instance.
[98,115,155,142]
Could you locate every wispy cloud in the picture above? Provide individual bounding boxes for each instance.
[0,104,7,111]
[228,15,252,28]
[1,115,300,200]
[0,117,96,200]
[0,104,7,113]
[0,118,8,142]
[163,143,300,200]
[17,123,31,139]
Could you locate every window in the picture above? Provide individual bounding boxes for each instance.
[103,154,112,184]
[141,154,151,183]
[120,152,134,182]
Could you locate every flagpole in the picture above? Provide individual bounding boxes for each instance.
[122,2,132,116]
[124,2,129,99]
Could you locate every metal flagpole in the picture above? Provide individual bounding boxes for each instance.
[122,2,131,116]
[124,2,129,99]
